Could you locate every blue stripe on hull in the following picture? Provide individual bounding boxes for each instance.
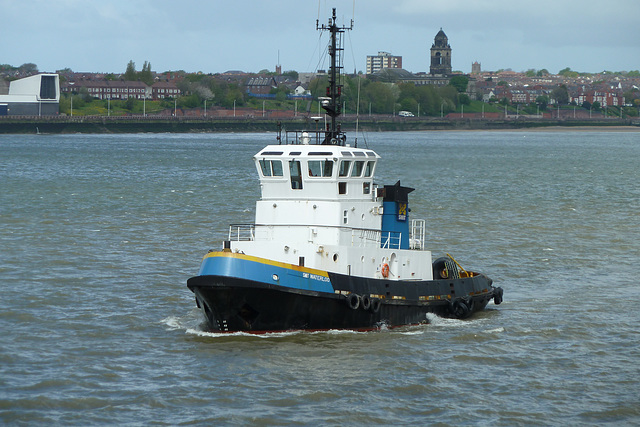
[197,253,334,294]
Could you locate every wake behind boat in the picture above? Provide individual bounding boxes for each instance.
[187,8,503,333]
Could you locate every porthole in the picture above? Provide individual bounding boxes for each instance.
[333,253,339,262]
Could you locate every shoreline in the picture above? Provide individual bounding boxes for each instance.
[1,116,638,134]
[441,125,640,132]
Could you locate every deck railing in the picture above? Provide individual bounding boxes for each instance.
[279,130,325,145]
[229,220,426,249]
[228,224,255,241]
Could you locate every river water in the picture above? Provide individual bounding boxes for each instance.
[1,130,639,425]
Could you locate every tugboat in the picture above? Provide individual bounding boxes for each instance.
[187,9,503,333]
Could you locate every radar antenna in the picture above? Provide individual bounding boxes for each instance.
[316,8,353,145]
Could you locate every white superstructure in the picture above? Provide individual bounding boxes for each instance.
[228,134,433,281]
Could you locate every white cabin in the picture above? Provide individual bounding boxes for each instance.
[228,135,434,281]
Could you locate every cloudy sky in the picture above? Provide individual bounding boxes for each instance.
[2,0,638,75]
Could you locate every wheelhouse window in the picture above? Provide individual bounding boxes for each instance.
[339,160,351,177]
[364,161,375,177]
[351,160,365,177]
[289,160,303,189]
[308,160,334,177]
[259,159,283,177]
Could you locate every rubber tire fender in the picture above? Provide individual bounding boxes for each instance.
[432,257,450,280]
[451,299,470,319]
[493,287,504,305]
[361,294,371,311]
[370,298,381,313]
[347,293,360,310]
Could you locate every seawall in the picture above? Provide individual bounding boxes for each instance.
[1,116,638,134]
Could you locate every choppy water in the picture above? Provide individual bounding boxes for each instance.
[1,130,639,425]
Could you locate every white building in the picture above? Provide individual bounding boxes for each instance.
[0,74,60,116]
[366,52,402,75]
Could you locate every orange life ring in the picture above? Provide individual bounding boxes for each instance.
[381,263,390,278]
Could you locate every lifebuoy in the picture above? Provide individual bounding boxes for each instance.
[381,263,390,278]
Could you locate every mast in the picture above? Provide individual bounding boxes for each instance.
[317,8,353,145]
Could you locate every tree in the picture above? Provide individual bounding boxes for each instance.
[124,96,135,110]
[275,90,287,103]
[79,87,93,102]
[448,75,469,93]
[364,82,396,113]
[551,85,569,105]
[19,63,38,74]
[536,95,549,110]
[139,61,153,85]
[308,76,329,99]
[124,60,137,81]
[194,85,214,102]
[558,67,578,78]
[282,70,299,80]
[374,69,401,83]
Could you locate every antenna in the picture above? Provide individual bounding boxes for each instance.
[316,8,353,145]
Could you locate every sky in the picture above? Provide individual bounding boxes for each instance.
[2,0,639,76]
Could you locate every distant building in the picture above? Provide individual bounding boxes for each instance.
[61,80,150,100]
[151,81,182,99]
[472,61,481,74]
[430,29,452,75]
[570,88,624,107]
[366,52,402,75]
[298,72,326,85]
[60,79,181,100]
[0,73,60,116]
[246,76,277,96]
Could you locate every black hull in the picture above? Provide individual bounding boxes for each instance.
[187,273,502,333]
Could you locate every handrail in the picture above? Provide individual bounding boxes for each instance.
[410,219,426,250]
[228,223,255,241]
[228,222,426,250]
[381,231,402,249]
[279,129,325,145]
